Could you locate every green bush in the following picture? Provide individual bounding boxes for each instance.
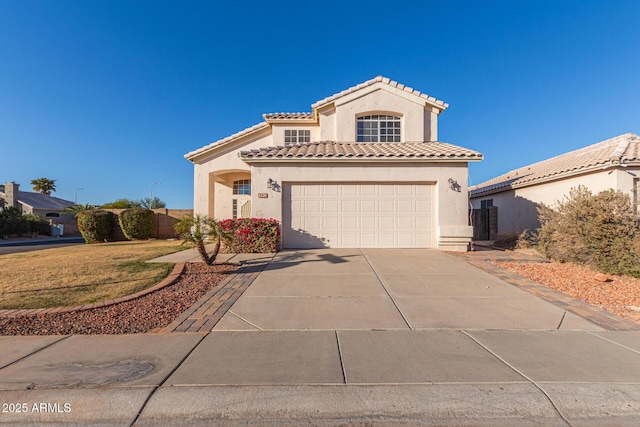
[219,218,280,253]
[537,186,640,276]
[77,210,115,243]
[0,207,28,238]
[24,214,50,236]
[118,207,155,240]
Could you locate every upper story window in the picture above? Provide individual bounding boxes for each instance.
[356,114,401,142]
[284,129,311,146]
[233,179,251,195]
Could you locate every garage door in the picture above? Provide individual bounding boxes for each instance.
[283,183,435,248]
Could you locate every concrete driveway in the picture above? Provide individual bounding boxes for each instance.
[213,248,601,331]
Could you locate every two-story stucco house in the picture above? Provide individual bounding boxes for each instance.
[185,76,483,251]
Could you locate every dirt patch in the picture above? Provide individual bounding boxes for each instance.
[494,260,640,324]
[0,263,237,335]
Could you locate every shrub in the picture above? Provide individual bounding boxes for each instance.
[492,230,536,250]
[174,214,226,265]
[77,210,115,243]
[24,214,50,236]
[220,218,280,253]
[119,207,155,240]
[537,186,640,276]
[0,207,28,238]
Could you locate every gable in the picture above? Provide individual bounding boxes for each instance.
[185,76,451,162]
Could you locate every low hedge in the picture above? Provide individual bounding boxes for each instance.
[220,218,280,253]
[0,207,50,238]
[119,207,155,240]
[77,210,115,243]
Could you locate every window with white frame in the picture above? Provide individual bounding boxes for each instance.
[232,179,251,195]
[356,114,401,142]
[284,129,311,145]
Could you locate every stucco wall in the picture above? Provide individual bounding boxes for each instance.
[271,123,320,143]
[248,161,471,250]
[471,168,639,234]
[192,131,272,216]
[333,89,428,143]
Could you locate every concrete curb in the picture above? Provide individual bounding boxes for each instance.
[0,263,186,318]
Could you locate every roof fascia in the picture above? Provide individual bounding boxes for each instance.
[263,116,318,125]
[240,157,481,164]
[185,123,271,163]
[470,162,640,198]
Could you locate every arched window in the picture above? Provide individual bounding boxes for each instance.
[356,114,401,142]
[233,179,251,195]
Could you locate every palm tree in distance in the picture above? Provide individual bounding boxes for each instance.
[31,178,57,195]
[140,196,166,209]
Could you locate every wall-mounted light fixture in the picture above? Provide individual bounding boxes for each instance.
[267,178,274,189]
[448,178,461,192]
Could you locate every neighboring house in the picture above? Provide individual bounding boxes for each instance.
[0,182,75,218]
[470,132,640,235]
[185,76,483,251]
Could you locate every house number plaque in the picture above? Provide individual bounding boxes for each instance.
[258,193,268,198]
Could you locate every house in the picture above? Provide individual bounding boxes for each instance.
[469,133,640,235]
[185,76,483,251]
[0,182,74,218]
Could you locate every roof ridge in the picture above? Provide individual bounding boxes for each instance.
[311,76,448,109]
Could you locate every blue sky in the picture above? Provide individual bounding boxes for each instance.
[2,0,639,208]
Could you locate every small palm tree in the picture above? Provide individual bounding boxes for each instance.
[140,196,166,209]
[62,203,96,217]
[31,177,57,195]
[174,215,227,265]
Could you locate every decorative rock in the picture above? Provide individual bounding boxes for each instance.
[594,273,610,283]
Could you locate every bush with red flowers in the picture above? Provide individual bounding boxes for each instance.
[219,218,280,253]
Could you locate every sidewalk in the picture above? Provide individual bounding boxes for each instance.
[1,249,640,425]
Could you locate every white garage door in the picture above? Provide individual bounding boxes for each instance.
[283,183,435,248]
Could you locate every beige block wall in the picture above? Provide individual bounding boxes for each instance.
[471,168,638,234]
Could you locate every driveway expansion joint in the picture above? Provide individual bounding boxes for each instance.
[359,249,413,330]
[461,330,573,427]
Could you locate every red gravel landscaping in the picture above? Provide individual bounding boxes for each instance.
[0,263,237,335]
[494,260,640,324]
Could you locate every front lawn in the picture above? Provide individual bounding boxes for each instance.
[0,240,187,309]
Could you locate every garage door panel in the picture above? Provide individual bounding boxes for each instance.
[360,200,376,212]
[379,200,395,213]
[397,200,413,213]
[341,217,358,229]
[323,217,339,229]
[360,216,376,230]
[342,200,358,213]
[284,183,435,248]
[324,200,339,213]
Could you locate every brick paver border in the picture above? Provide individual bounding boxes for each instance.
[0,263,186,318]
[163,255,275,333]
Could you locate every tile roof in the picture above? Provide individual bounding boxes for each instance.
[184,122,270,160]
[239,141,483,161]
[262,112,315,121]
[16,191,74,210]
[470,133,640,196]
[311,76,449,110]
